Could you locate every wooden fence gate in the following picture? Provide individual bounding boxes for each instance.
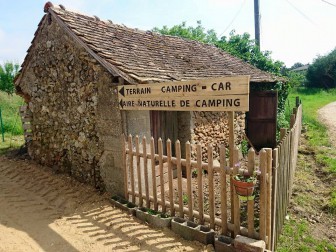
[121,102,303,250]
[122,135,274,248]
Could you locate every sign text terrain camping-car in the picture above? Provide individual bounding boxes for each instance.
[118,76,250,112]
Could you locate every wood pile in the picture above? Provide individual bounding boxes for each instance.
[191,111,245,161]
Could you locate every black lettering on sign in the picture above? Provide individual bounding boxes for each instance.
[126,87,151,95]
[161,84,197,93]
[211,82,232,91]
[137,100,176,107]
[195,98,241,107]
[180,100,190,107]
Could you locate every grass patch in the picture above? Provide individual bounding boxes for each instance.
[0,91,24,135]
[287,88,336,174]
[278,218,335,252]
[0,133,24,155]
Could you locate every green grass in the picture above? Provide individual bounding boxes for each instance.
[278,218,336,252]
[278,88,336,251]
[0,91,24,135]
[286,88,336,173]
[0,91,25,155]
[0,133,25,155]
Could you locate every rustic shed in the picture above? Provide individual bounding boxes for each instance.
[15,2,282,194]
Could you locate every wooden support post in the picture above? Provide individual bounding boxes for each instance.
[228,111,235,166]
[150,137,158,211]
[135,136,143,207]
[158,138,165,213]
[143,137,150,208]
[197,144,204,224]
[176,140,184,218]
[228,111,235,232]
[208,144,215,229]
[186,141,193,221]
[220,145,228,235]
[128,135,135,203]
[167,139,175,216]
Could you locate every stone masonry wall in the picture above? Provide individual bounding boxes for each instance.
[16,15,123,191]
[191,111,245,161]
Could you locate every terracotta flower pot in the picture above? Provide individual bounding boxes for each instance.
[232,178,256,197]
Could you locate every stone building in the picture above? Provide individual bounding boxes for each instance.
[15,2,281,195]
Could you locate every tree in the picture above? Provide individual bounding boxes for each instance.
[306,48,336,89]
[153,22,285,76]
[0,62,20,94]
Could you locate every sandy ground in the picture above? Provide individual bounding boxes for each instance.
[0,156,212,252]
[318,101,336,145]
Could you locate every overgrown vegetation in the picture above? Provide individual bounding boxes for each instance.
[278,88,336,251]
[0,91,24,154]
[306,48,336,89]
[278,219,335,252]
[0,62,19,94]
[0,91,24,135]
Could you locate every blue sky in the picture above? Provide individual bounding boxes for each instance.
[0,0,335,67]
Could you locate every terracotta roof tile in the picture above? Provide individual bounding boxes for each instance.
[20,3,283,84]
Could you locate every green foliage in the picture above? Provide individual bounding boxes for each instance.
[306,48,336,89]
[0,91,24,135]
[278,218,335,252]
[240,139,248,157]
[0,62,20,94]
[153,22,285,76]
[216,31,285,75]
[153,21,218,45]
[182,193,188,204]
[286,71,306,88]
[330,189,336,215]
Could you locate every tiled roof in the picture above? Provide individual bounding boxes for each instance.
[20,2,283,84]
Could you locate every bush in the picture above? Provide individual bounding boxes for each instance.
[0,62,20,95]
[306,48,336,89]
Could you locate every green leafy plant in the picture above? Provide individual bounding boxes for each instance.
[182,193,188,204]
[147,209,158,215]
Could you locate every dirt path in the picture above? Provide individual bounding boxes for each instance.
[318,101,336,145]
[0,156,211,252]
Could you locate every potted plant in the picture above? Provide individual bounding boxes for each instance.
[232,168,259,200]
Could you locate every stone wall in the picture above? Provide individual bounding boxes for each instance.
[16,14,124,193]
[191,111,245,161]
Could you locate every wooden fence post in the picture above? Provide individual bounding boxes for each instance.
[247,148,255,238]
[271,148,279,251]
[197,144,204,224]
[233,147,240,237]
[208,144,215,229]
[142,137,150,208]
[128,135,135,203]
[176,140,184,218]
[186,141,193,221]
[135,136,143,207]
[259,149,267,242]
[220,145,228,235]
[265,148,273,249]
[158,138,165,212]
[167,139,175,216]
[150,137,158,211]
[122,134,128,200]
